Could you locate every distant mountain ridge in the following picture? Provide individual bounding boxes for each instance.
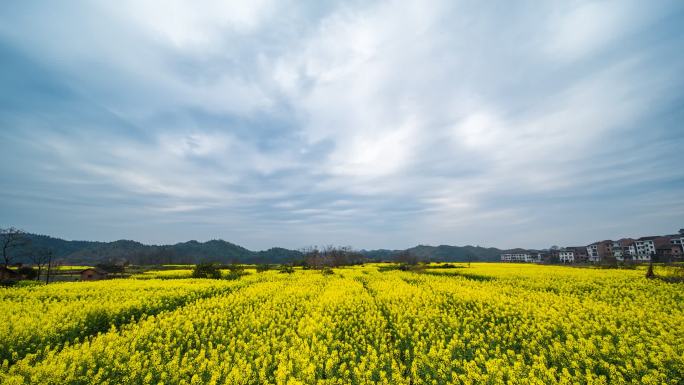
[15,233,505,264]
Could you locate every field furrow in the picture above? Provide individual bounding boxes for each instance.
[1,264,682,385]
[0,278,248,366]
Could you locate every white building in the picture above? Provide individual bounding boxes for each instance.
[586,244,600,263]
[559,249,574,263]
[611,241,622,259]
[634,237,657,261]
[501,252,536,263]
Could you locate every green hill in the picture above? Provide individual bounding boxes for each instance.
[13,233,504,265]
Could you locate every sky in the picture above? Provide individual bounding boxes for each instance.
[1,0,683,250]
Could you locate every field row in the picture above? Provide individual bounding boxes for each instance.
[0,278,248,364]
[1,265,682,384]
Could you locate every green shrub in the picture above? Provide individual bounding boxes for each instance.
[191,263,221,279]
[256,264,272,273]
[224,271,245,280]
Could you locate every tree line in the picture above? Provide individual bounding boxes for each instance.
[1,227,58,283]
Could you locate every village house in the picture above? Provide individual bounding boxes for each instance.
[655,245,682,262]
[502,229,681,265]
[672,237,684,250]
[558,248,575,263]
[612,239,636,261]
[634,236,658,260]
[569,246,589,263]
[80,268,109,281]
[500,251,537,263]
[586,244,599,262]
[586,240,613,263]
[634,236,673,261]
[669,231,684,256]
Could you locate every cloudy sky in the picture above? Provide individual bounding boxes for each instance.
[1,1,683,250]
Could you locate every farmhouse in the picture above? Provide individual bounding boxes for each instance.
[500,250,538,263]
[558,249,575,263]
[668,232,684,259]
[586,240,612,263]
[80,268,109,281]
[655,245,683,262]
[633,236,673,261]
[612,239,636,260]
[634,237,656,260]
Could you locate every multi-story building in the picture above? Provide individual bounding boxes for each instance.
[532,252,544,263]
[501,251,538,263]
[611,241,622,259]
[586,240,613,263]
[502,230,682,265]
[611,238,636,260]
[569,246,589,263]
[634,237,658,261]
[670,233,684,256]
[672,237,684,249]
[655,245,683,262]
[586,244,599,263]
[558,248,575,263]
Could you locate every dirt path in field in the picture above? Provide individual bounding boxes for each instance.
[355,275,415,384]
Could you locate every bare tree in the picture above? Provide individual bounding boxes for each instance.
[46,257,64,284]
[45,252,56,284]
[302,246,322,269]
[301,245,363,268]
[645,260,655,279]
[396,250,418,265]
[1,227,28,268]
[29,248,52,281]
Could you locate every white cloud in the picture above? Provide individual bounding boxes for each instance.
[108,0,279,50]
[1,0,683,248]
[454,111,507,149]
[546,1,632,60]
[544,0,672,62]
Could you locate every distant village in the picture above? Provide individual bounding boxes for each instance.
[501,229,684,264]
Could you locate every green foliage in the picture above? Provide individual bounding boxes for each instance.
[223,272,244,281]
[191,263,221,279]
[278,265,294,274]
[256,264,272,273]
[398,263,421,271]
[224,263,247,280]
[14,233,509,266]
[433,263,463,269]
[227,263,245,273]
